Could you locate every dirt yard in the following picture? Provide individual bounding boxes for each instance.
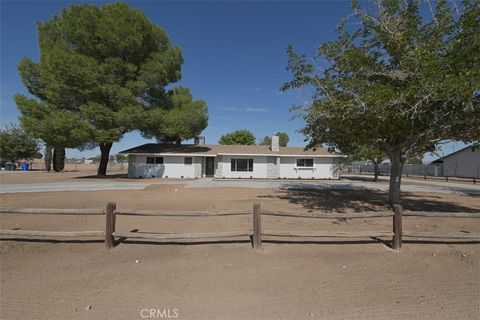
[1,173,479,319]
[0,165,131,184]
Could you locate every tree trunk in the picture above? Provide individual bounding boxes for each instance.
[97,142,113,176]
[389,153,404,206]
[52,147,65,172]
[44,145,52,172]
[373,162,379,182]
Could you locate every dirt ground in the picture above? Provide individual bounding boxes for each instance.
[1,172,479,319]
[0,166,133,184]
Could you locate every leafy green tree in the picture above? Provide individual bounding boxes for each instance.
[406,157,423,165]
[115,153,127,163]
[260,132,290,147]
[0,125,41,162]
[52,147,65,172]
[141,87,208,144]
[282,0,480,205]
[450,103,480,144]
[219,129,256,145]
[343,145,386,181]
[15,97,91,149]
[15,3,207,176]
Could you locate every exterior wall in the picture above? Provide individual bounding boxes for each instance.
[279,157,340,179]
[193,158,202,177]
[266,156,280,179]
[128,155,137,177]
[128,154,341,179]
[128,155,198,178]
[215,156,223,178]
[219,155,268,178]
[443,147,480,178]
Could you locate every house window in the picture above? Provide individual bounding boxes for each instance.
[184,157,193,165]
[146,156,163,164]
[296,158,314,167]
[231,158,254,172]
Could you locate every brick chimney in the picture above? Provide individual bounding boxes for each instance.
[194,136,205,145]
[271,134,279,152]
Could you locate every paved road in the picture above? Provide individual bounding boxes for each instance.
[1,177,479,195]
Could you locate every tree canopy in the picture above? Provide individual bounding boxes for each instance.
[282,0,479,204]
[0,125,42,162]
[406,157,423,165]
[15,3,208,175]
[140,86,208,144]
[260,132,290,147]
[343,145,386,181]
[219,129,256,145]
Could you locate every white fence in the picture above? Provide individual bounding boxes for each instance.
[347,164,444,177]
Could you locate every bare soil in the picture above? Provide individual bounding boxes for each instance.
[0,166,133,184]
[1,174,479,319]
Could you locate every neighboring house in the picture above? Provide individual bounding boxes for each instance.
[431,145,480,178]
[120,135,343,179]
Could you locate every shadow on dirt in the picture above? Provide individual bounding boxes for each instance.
[74,173,129,180]
[259,188,479,213]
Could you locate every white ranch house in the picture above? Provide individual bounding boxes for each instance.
[120,136,343,179]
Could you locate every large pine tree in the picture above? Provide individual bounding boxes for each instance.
[16,3,208,175]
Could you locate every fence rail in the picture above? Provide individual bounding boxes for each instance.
[115,210,251,217]
[0,208,105,215]
[0,230,104,237]
[113,231,252,240]
[343,165,478,184]
[402,231,480,239]
[260,210,393,219]
[262,230,394,238]
[403,211,480,218]
[0,202,479,251]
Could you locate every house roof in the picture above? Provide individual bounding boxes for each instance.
[119,143,342,157]
[431,145,479,164]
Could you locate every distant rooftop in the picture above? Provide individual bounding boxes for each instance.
[431,145,479,164]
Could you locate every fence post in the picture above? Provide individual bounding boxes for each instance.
[105,202,116,249]
[253,202,261,250]
[392,204,403,251]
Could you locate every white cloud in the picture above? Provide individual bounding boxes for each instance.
[219,107,269,113]
[245,107,269,112]
[219,107,241,111]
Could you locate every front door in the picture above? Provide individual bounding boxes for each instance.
[205,157,215,177]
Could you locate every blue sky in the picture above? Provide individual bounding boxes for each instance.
[0,0,466,160]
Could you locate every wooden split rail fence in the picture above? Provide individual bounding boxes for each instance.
[1,203,479,251]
